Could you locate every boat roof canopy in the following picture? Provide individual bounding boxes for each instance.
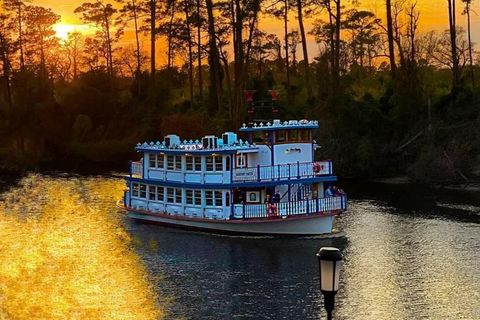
[238,119,319,132]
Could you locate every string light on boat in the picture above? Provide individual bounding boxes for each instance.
[316,247,343,320]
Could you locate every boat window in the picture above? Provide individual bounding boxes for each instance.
[186,189,193,204]
[139,184,147,198]
[157,154,164,169]
[226,192,230,206]
[300,129,310,142]
[167,155,174,170]
[194,156,202,171]
[148,185,157,200]
[253,131,269,144]
[175,188,182,203]
[132,183,140,197]
[186,156,193,171]
[225,156,230,171]
[149,154,156,168]
[205,190,213,206]
[158,186,164,202]
[214,155,223,171]
[275,130,286,143]
[236,154,247,168]
[288,130,299,142]
[214,191,222,206]
[206,156,214,171]
[194,190,201,205]
[167,187,174,203]
[175,155,182,171]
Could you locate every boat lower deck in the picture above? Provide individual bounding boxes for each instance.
[126,207,339,236]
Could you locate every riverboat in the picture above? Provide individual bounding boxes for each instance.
[123,119,347,236]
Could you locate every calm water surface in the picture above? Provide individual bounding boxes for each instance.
[2,174,480,319]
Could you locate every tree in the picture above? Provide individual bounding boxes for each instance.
[3,0,29,70]
[462,0,474,88]
[386,0,397,77]
[0,12,13,108]
[295,0,312,99]
[117,0,143,75]
[447,0,460,90]
[343,9,381,67]
[205,0,223,113]
[23,5,60,84]
[75,0,119,78]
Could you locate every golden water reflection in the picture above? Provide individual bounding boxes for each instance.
[0,174,162,319]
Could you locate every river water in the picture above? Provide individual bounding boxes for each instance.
[1,174,480,319]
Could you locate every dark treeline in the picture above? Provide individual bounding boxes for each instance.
[0,0,479,184]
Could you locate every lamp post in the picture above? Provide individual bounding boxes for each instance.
[316,247,343,320]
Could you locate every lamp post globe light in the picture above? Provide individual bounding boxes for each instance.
[316,247,343,320]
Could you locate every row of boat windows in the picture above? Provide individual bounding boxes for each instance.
[148,154,246,171]
[252,129,312,144]
[131,183,226,206]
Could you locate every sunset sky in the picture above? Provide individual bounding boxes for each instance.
[38,0,480,66]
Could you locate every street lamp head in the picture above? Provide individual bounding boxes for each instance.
[316,247,343,293]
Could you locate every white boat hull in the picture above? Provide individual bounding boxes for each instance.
[127,209,337,236]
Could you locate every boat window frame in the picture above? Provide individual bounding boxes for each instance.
[157,154,164,169]
[167,155,175,170]
[139,184,147,198]
[167,187,174,203]
[236,153,247,168]
[157,186,164,202]
[132,183,140,197]
[149,154,156,168]
[194,190,202,205]
[174,155,182,171]
[148,185,157,200]
[175,188,182,203]
[214,191,222,206]
[205,190,214,206]
[214,155,223,171]
[194,156,202,171]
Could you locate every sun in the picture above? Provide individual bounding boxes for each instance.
[53,23,91,41]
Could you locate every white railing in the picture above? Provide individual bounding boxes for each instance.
[241,195,347,219]
[130,161,143,177]
[232,160,333,182]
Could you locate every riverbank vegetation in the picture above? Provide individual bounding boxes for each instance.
[0,0,479,184]
[0,175,162,319]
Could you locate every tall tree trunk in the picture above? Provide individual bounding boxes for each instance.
[17,3,25,70]
[334,0,341,82]
[296,0,312,99]
[196,0,203,98]
[132,0,141,74]
[233,0,244,123]
[150,0,156,101]
[0,34,12,108]
[465,1,474,89]
[205,0,222,112]
[447,0,460,89]
[104,13,114,78]
[184,1,194,107]
[386,0,396,77]
[326,2,335,81]
[167,0,176,68]
[283,0,290,101]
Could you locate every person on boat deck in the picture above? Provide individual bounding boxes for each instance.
[272,190,280,204]
[265,194,272,204]
[332,186,339,196]
[324,186,334,197]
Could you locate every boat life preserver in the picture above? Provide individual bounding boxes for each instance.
[313,162,324,174]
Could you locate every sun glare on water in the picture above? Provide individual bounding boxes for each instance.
[0,175,163,319]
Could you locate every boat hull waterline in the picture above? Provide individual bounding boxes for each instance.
[126,208,339,236]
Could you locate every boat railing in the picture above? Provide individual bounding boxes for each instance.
[232,160,333,183]
[130,161,143,177]
[239,195,347,219]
